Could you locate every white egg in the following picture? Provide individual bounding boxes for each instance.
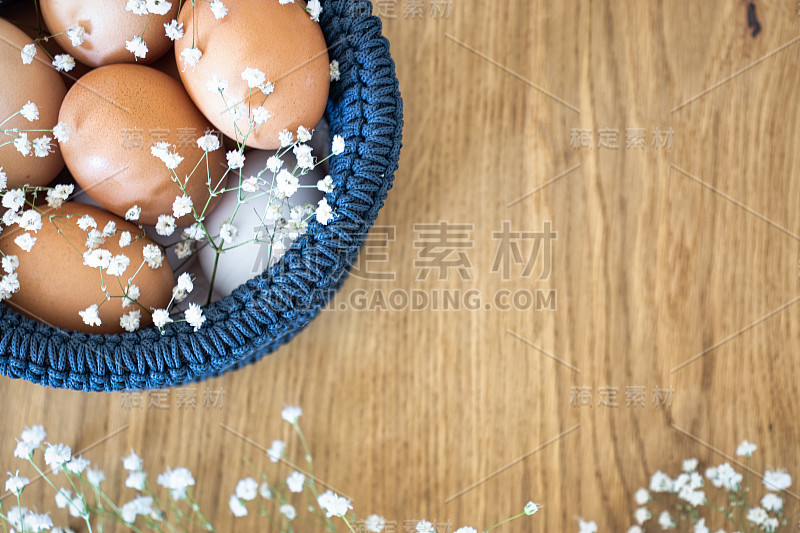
[197,146,328,298]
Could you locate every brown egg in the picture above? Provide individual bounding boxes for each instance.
[0,17,66,187]
[175,0,330,150]
[58,64,225,226]
[39,0,179,67]
[0,203,174,334]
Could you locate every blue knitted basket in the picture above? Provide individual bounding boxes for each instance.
[0,0,403,391]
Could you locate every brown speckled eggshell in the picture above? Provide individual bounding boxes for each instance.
[0,203,174,334]
[175,0,330,150]
[58,64,224,226]
[0,17,66,188]
[40,0,179,67]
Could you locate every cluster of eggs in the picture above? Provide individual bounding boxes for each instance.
[0,0,331,333]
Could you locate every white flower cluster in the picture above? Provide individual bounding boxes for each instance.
[2,101,70,162]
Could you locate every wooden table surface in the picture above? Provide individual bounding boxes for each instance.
[2,1,800,531]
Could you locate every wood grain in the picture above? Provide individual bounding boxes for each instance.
[2,1,800,531]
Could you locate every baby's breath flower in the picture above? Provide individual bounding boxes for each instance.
[65,456,89,474]
[2,255,19,274]
[197,132,221,152]
[453,529,476,533]
[20,425,45,446]
[267,440,285,462]
[241,67,265,88]
[172,195,193,218]
[317,175,334,193]
[331,134,345,155]
[119,231,132,248]
[164,19,184,40]
[229,102,247,121]
[157,467,195,500]
[226,150,245,169]
[20,101,39,122]
[315,198,333,225]
[46,183,73,207]
[260,80,275,95]
[306,0,322,21]
[126,470,147,490]
[183,223,205,241]
[219,222,238,243]
[278,129,293,147]
[762,492,783,512]
[146,0,172,15]
[252,106,273,125]
[52,122,71,143]
[153,309,172,329]
[13,440,36,459]
[682,458,698,472]
[763,469,792,491]
[126,0,148,15]
[279,0,295,4]
[523,501,539,515]
[0,272,20,300]
[86,468,105,487]
[143,244,164,268]
[693,519,709,533]
[280,504,296,520]
[125,36,149,59]
[206,74,228,94]
[21,43,36,64]
[44,443,72,471]
[102,221,116,237]
[281,405,302,423]
[120,496,153,524]
[52,54,76,72]
[67,26,86,47]
[180,47,202,69]
[240,176,259,193]
[14,133,31,156]
[330,59,340,81]
[125,205,141,221]
[0,167,6,190]
[33,135,52,157]
[317,490,352,518]
[266,155,283,173]
[416,522,434,533]
[15,233,36,252]
[634,487,649,505]
[627,527,642,533]
[229,495,247,517]
[634,507,650,525]
[17,210,42,232]
[77,214,97,230]
[747,507,768,526]
[286,471,305,493]
[3,189,25,212]
[297,125,312,142]
[657,510,674,529]
[184,303,205,331]
[210,0,228,19]
[79,305,101,327]
[276,169,299,198]
[365,515,387,533]
[235,478,258,501]
[122,284,140,308]
[107,254,130,277]
[736,440,757,457]
[293,143,314,169]
[576,519,597,533]
[175,241,192,259]
[259,482,272,499]
[5,471,29,495]
[155,214,176,236]
[83,249,112,269]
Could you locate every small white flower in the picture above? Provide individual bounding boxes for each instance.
[259,482,273,499]
[196,132,221,152]
[693,518,709,533]
[736,440,757,457]
[65,455,89,474]
[21,43,36,64]
[286,471,305,493]
[14,133,31,156]
[52,54,76,72]
[453,529,477,533]
[2,255,19,274]
[120,310,141,332]
[627,527,642,533]
[280,503,296,521]
[416,521,435,533]
[185,303,205,331]
[297,125,312,143]
[634,487,649,505]
[85,230,105,249]
[52,122,71,143]
[164,19,183,40]
[155,214,176,236]
[146,0,172,16]
[267,155,283,173]
[152,308,172,329]
[229,495,247,517]
[260,80,275,95]
[83,249,112,269]
[20,101,39,122]
[763,469,792,491]
[219,222,238,243]
[267,440,285,462]
[125,205,141,221]
[44,443,72,471]
[317,490,352,517]
[210,0,227,19]
[67,26,86,47]
[157,467,195,500]
[279,0,295,3]
[15,233,36,252]
[650,471,673,492]
[523,501,539,515]
[0,272,19,300]
[183,223,206,241]
[331,134,345,155]
[281,405,302,424]
[682,458,698,472]
[293,143,314,169]
[634,506,651,525]
[175,272,193,294]
[764,517,779,533]
[102,221,116,237]
[46,183,73,207]
[241,67,266,88]
[86,468,105,486]
[252,106,273,125]
[118,231,132,248]
[657,510,674,529]
[180,47,202,69]
[278,129,293,147]
[306,0,322,21]
[14,440,36,459]
[365,515,387,533]
[126,0,148,15]
[172,195,193,218]
[206,74,228,93]
[5,472,29,495]
[241,176,259,192]
[33,135,52,157]
[317,175,334,193]
[79,305,101,326]
[236,478,258,501]
[315,198,333,225]
[106,254,130,276]
[122,284,140,308]
[330,59,340,81]
[21,425,45,446]
[576,519,597,533]
[17,210,42,232]
[126,470,147,490]
[762,492,783,512]
[77,215,97,230]
[276,169,299,198]
[3,189,25,212]
[123,450,143,472]
[747,507,768,526]
[226,150,245,169]
[0,167,6,190]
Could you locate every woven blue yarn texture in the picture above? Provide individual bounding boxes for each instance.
[0,0,403,392]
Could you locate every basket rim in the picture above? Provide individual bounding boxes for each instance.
[0,0,403,391]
